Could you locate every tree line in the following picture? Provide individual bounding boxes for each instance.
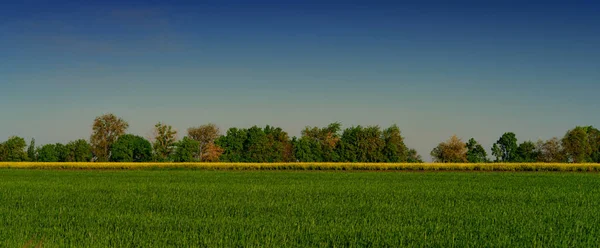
[0,113,598,163]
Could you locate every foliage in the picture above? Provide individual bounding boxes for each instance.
[90,113,129,162]
[466,138,487,163]
[430,135,467,163]
[152,122,178,161]
[110,134,152,162]
[494,132,518,162]
[65,139,93,162]
[171,137,200,162]
[515,141,539,162]
[562,126,600,163]
[0,136,28,162]
[27,138,36,162]
[535,138,565,163]
[382,124,408,162]
[187,124,221,162]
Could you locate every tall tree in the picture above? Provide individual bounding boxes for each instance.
[406,148,424,163]
[430,135,467,163]
[171,137,200,162]
[382,124,408,162]
[494,132,518,162]
[245,126,269,162]
[66,139,93,162]
[90,114,129,162]
[216,128,247,162]
[535,138,565,163]
[37,144,59,162]
[111,134,153,162]
[152,122,178,161]
[466,138,487,163]
[298,123,342,162]
[515,141,538,162]
[0,136,28,162]
[562,126,591,163]
[264,125,293,162]
[27,138,36,162]
[187,124,221,162]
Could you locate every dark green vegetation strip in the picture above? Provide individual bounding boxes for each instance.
[1,170,599,247]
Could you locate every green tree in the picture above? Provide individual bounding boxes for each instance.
[515,141,538,162]
[27,138,36,162]
[171,137,200,162]
[466,138,488,163]
[562,126,591,163]
[491,143,502,162]
[55,143,68,162]
[0,136,28,162]
[216,128,247,162]
[338,125,384,162]
[37,144,59,162]
[297,123,341,162]
[152,122,178,161]
[264,125,293,162]
[90,113,129,162]
[382,124,408,162]
[66,139,93,162]
[110,134,152,162]
[245,126,269,162]
[494,132,518,162]
[406,148,424,163]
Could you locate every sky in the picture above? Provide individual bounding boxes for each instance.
[1,1,599,161]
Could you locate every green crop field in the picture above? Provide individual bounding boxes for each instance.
[1,170,599,247]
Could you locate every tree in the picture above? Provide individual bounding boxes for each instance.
[55,143,68,162]
[66,139,93,162]
[245,126,269,162]
[297,123,342,162]
[515,141,538,162]
[466,138,487,163]
[37,144,59,162]
[406,148,423,163]
[216,128,247,162]
[264,125,293,162]
[27,138,36,162]
[203,143,224,162]
[535,137,565,163]
[90,114,129,162]
[110,134,152,162]
[430,135,467,163]
[338,125,381,162]
[494,132,518,162]
[491,143,502,162]
[562,126,592,163]
[171,137,200,162]
[152,122,177,161]
[0,136,28,162]
[382,124,408,162]
[187,124,221,162]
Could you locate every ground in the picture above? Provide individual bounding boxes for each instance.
[1,170,599,247]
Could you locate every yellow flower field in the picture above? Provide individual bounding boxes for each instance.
[1,162,599,171]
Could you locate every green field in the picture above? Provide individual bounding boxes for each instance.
[1,170,599,247]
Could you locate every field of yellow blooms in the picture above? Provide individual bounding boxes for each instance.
[1,162,599,171]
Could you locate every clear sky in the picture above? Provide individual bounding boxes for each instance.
[1,1,599,161]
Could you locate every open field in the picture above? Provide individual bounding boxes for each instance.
[2,162,600,171]
[1,170,599,247]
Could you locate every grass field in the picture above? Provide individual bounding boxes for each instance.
[2,162,600,171]
[1,170,599,247]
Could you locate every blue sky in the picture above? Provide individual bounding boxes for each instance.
[1,1,599,161]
